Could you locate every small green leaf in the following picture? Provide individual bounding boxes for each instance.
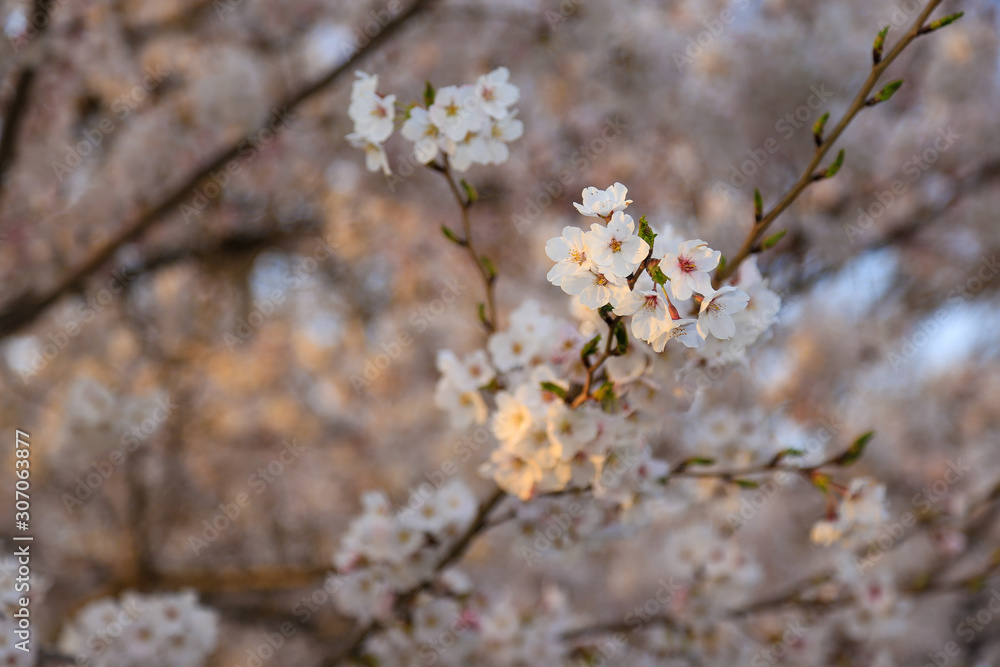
[598,304,614,314]
[921,12,964,34]
[649,265,668,286]
[460,179,478,205]
[769,448,805,467]
[872,26,889,64]
[867,80,904,106]
[423,81,435,107]
[594,382,618,412]
[821,149,846,179]
[753,188,764,222]
[832,431,875,467]
[540,382,568,399]
[717,255,727,276]
[441,225,464,245]
[580,334,602,363]
[613,320,629,356]
[477,302,489,327]
[638,214,657,248]
[812,112,830,146]
[735,479,760,489]
[761,229,787,251]
[687,457,716,467]
[480,256,497,281]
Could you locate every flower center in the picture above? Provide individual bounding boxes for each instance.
[445,101,460,117]
[594,273,609,286]
[609,238,622,252]
[678,256,696,273]
[570,249,587,264]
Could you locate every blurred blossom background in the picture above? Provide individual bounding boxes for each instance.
[1,0,1000,665]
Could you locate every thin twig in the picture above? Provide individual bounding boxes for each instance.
[714,0,947,286]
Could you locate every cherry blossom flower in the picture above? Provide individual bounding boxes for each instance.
[648,316,703,352]
[613,274,669,341]
[697,286,750,340]
[586,212,649,278]
[560,266,627,309]
[474,66,520,119]
[660,239,720,300]
[429,84,486,142]
[545,226,593,286]
[400,107,443,164]
[472,113,524,164]
[573,182,632,217]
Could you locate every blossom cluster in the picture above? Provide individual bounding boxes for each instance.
[59,591,219,667]
[547,183,779,353]
[435,299,670,502]
[347,67,522,175]
[332,480,478,621]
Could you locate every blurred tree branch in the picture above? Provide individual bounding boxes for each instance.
[0,0,436,340]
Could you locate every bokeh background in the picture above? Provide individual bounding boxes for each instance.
[1,0,999,664]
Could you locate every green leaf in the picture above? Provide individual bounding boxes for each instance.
[717,255,727,276]
[872,26,890,64]
[823,149,846,179]
[832,431,875,467]
[598,304,614,314]
[753,188,764,221]
[735,479,760,489]
[477,303,489,327]
[423,81,435,107]
[460,179,478,205]
[687,457,716,467]
[613,320,629,355]
[921,12,964,34]
[580,334,602,363]
[594,382,618,412]
[812,111,830,147]
[649,265,668,286]
[761,229,787,251]
[441,225,464,245]
[867,80,904,106]
[480,256,497,281]
[769,448,805,466]
[638,214,657,248]
[540,382,568,399]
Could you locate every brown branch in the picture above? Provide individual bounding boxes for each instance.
[431,158,498,332]
[714,0,949,286]
[0,0,437,340]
